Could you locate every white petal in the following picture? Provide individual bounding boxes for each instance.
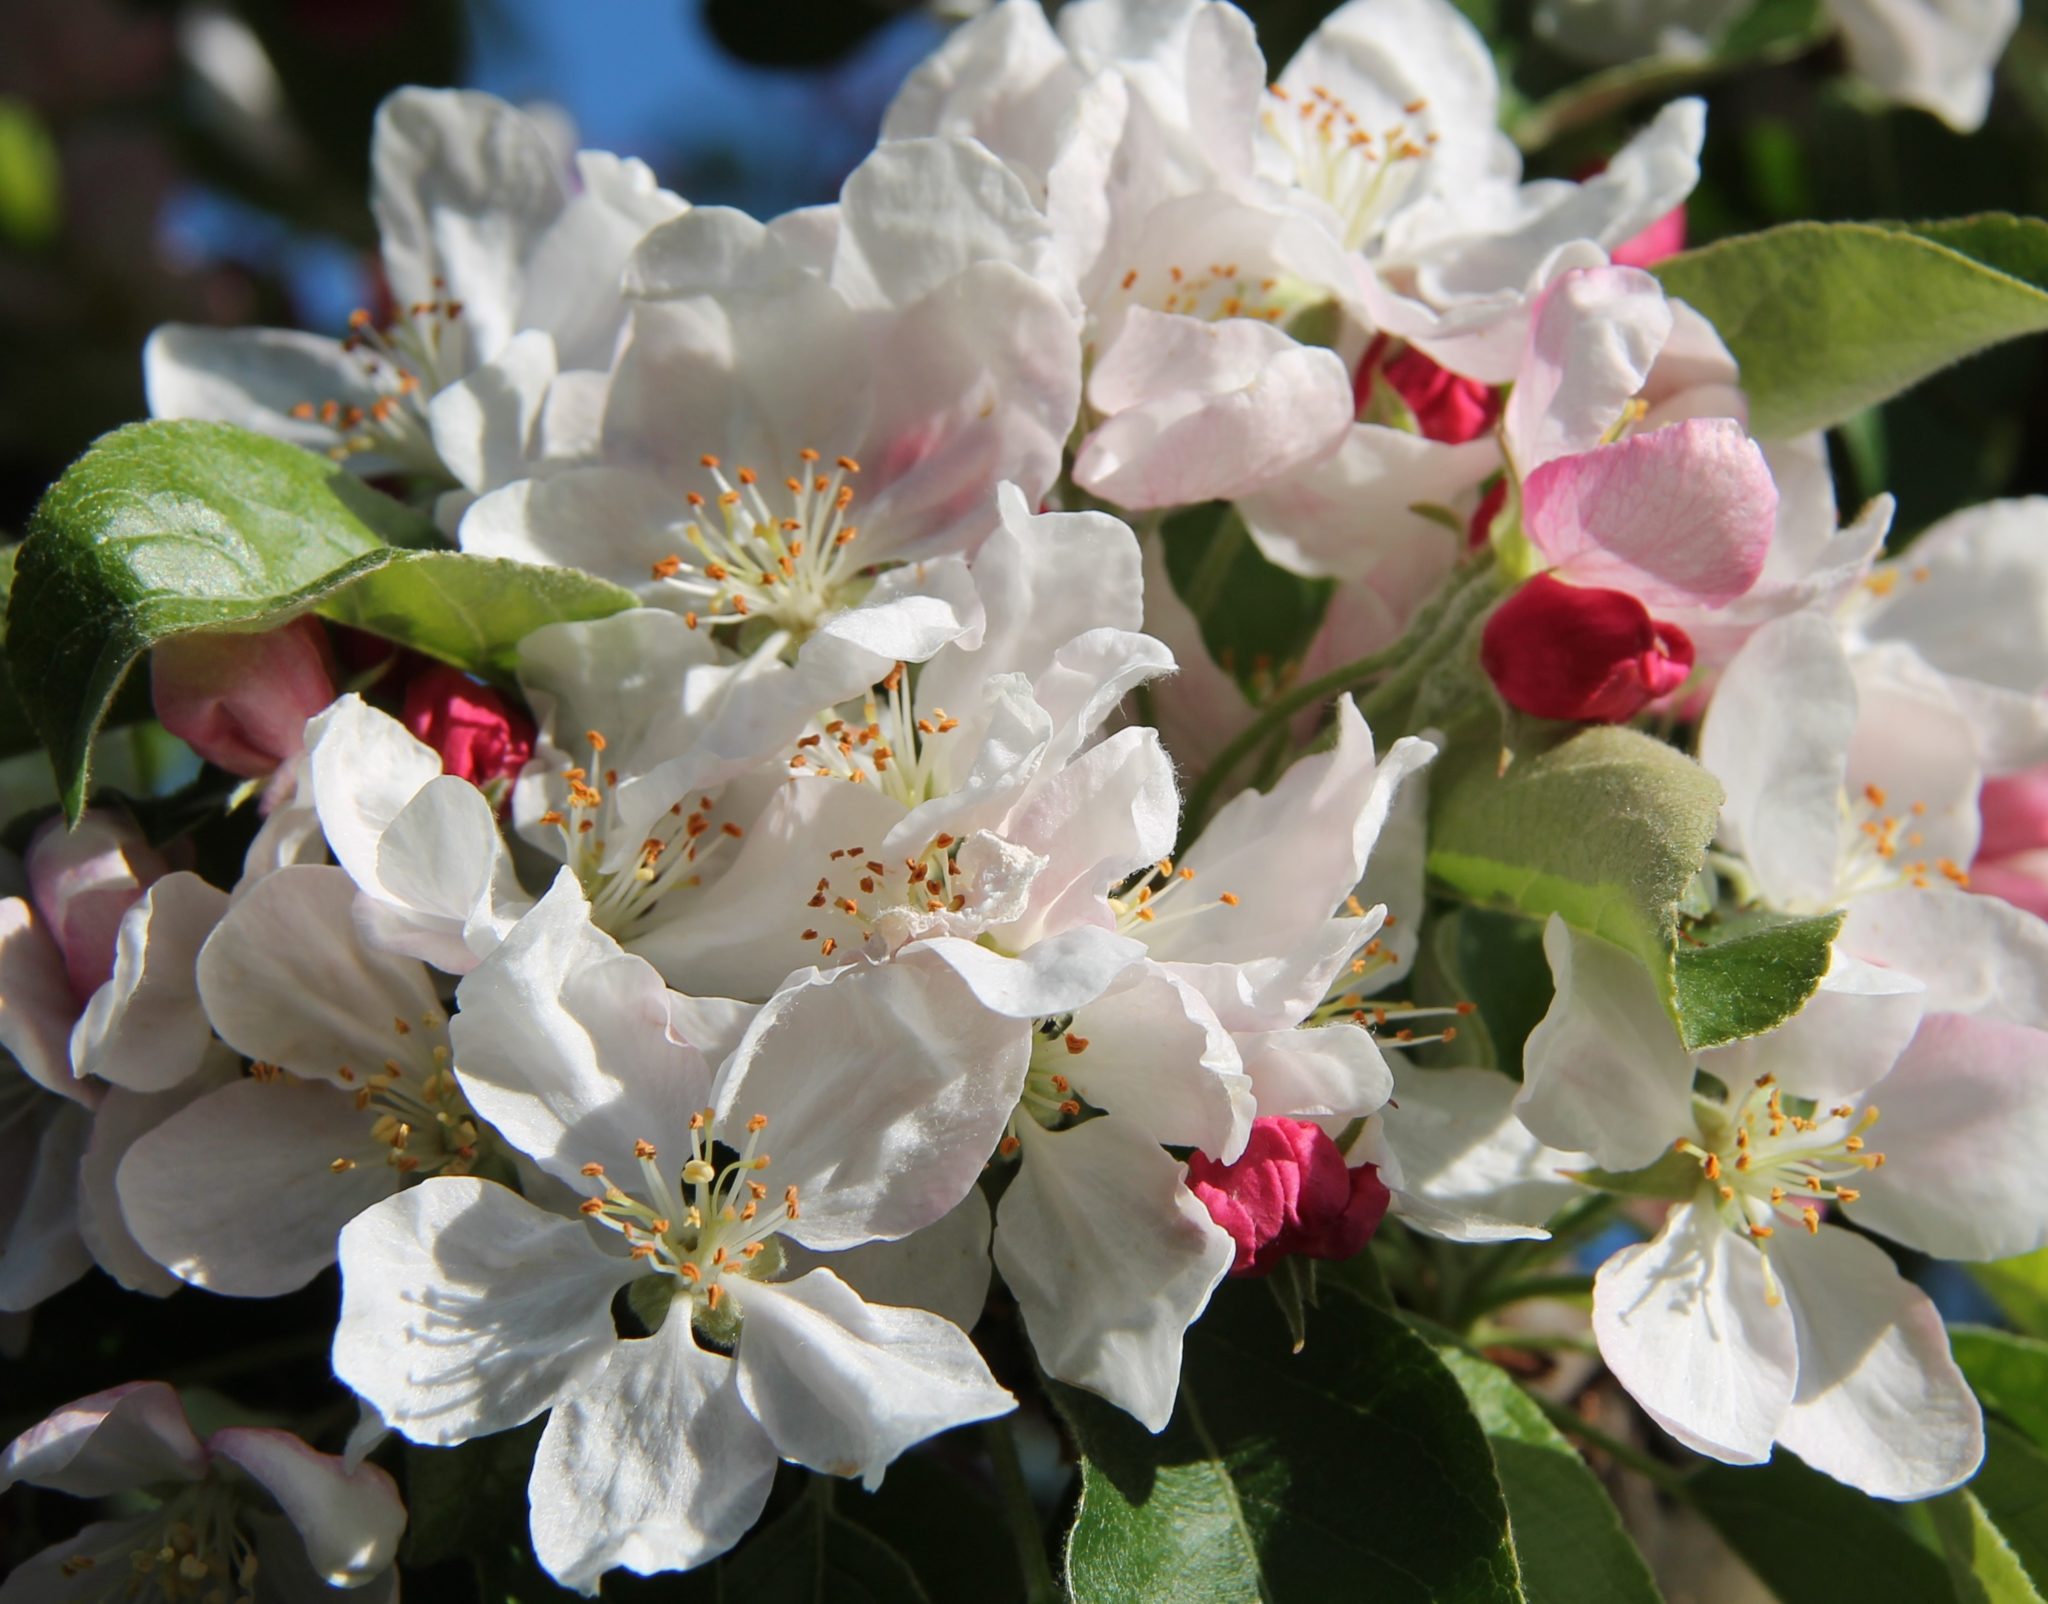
[915,928,1151,1018]
[994,1115,1232,1432]
[371,87,567,353]
[69,871,226,1092]
[143,325,386,459]
[1377,1065,1585,1241]
[1772,1223,1982,1497]
[1,1381,204,1497]
[1075,308,1353,508]
[427,328,557,494]
[372,774,531,972]
[1699,612,1858,910]
[1840,884,2048,1026]
[451,871,712,1192]
[305,694,446,904]
[207,1428,407,1585]
[1519,917,1696,1172]
[735,1267,1014,1488]
[531,1313,773,1594]
[117,1075,400,1295]
[1067,964,1253,1157]
[461,466,687,599]
[1829,0,2016,130]
[1698,947,1925,1104]
[1847,1012,2048,1262]
[196,865,441,1088]
[78,1050,239,1295]
[1503,265,1672,475]
[1237,1023,1393,1121]
[1591,1200,1796,1464]
[832,137,1056,311]
[714,949,1030,1251]
[334,1177,626,1446]
[785,1187,993,1332]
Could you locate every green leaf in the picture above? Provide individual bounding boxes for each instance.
[1427,726,1724,1016]
[1971,1250,2048,1342]
[9,421,633,819]
[1432,1347,1664,1604]
[317,549,638,678]
[1966,1422,2048,1596]
[1954,1328,2048,1451]
[1656,217,2048,438]
[403,1425,550,1571]
[1671,908,1845,1050]
[1931,1484,2046,1604]
[1691,1453,1953,1603]
[0,96,61,246]
[1161,501,1334,690]
[716,1491,935,1604]
[1058,1279,1525,1604]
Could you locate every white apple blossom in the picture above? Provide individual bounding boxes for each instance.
[146,88,685,515]
[1518,916,2048,1496]
[118,864,504,1297]
[336,880,1019,1590]
[459,134,1082,643]
[0,1380,404,1601]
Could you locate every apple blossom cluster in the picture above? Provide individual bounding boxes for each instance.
[4,0,2047,1594]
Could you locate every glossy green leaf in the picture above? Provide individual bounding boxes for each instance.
[1672,908,1845,1050]
[1970,1250,2048,1342]
[1932,1485,2045,1604]
[1058,1280,1525,1604]
[1427,725,1723,1015]
[1433,1347,1664,1604]
[1966,1422,2048,1597]
[8,421,632,819]
[1690,1453,1952,1603]
[1656,216,2048,438]
[1955,1328,2048,1452]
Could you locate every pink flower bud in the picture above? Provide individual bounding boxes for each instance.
[1972,764,2048,919]
[24,811,169,1005]
[152,617,338,779]
[1480,572,1695,724]
[1186,1117,1390,1278]
[1610,204,1688,270]
[401,664,535,793]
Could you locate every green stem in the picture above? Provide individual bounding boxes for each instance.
[1176,554,1498,848]
[1508,32,1827,151]
[985,1419,1060,1604]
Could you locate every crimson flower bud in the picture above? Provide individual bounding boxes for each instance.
[401,664,536,793]
[152,616,339,778]
[1380,346,1500,443]
[1186,1117,1390,1278]
[1480,573,1695,724]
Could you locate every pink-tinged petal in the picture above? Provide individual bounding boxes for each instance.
[0,898,86,1101]
[530,1315,774,1592]
[1591,1201,1797,1464]
[1981,763,2048,860]
[1074,308,1354,508]
[1610,203,1687,269]
[1523,419,1776,610]
[207,1427,406,1585]
[1504,265,1672,474]
[1973,852,2048,921]
[150,617,338,780]
[1771,1223,1983,1498]
[1,1381,206,1497]
[1848,1012,2048,1262]
[25,812,169,1007]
